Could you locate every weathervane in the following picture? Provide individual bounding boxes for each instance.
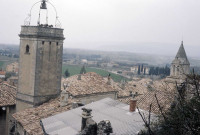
[24,0,61,28]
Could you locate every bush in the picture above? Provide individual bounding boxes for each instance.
[138,73,200,135]
[64,69,70,78]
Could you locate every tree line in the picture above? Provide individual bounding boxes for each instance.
[148,66,170,76]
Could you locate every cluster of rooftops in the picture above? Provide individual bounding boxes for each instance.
[0,72,175,135]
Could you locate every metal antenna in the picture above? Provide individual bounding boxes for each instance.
[182,35,183,44]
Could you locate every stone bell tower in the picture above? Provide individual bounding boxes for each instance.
[170,41,190,77]
[165,41,190,84]
[16,0,65,111]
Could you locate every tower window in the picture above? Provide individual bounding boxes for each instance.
[173,65,175,74]
[25,45,30,54]
[49,42,51,45]
[42,41,45,45]
[56,42,59,46]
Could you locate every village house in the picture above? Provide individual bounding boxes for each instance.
[0,71,6,79]
[41,98,157,135]
[11,71,176,134]
[62,72,118,105]
[119,79,175,114]
[61,72,159,105]
[0,83,17,135]
[6,62,19,74]
[130,65,150,75]
[7,76,18,87]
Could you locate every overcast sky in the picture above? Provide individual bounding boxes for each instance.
[0,0,200,57]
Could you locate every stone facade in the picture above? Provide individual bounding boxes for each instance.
[6,105,16,135]
[6,62,19,73]
[0,106,15,135]
[16,26,64,112]
[7,76,18,86]
[0,83,17,135]
[131,66,150,75]
[166,41,190,83]
[170,41,190,77]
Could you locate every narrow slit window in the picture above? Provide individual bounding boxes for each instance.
[56,42,59,46]
[26,45,30,53]
[49,42,51,45]
[173,65,175,73]
[42,41,45,45]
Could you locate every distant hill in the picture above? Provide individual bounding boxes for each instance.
[1,44,200,67]
[63,48,200,67]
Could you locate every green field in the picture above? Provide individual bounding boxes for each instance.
[0,61,4,69]
[62,64,130,82]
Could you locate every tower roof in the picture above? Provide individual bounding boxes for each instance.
[172,41,190,65]
[175,41,188,59]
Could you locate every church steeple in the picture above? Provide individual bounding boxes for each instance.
[169,41,190,78]
[175,41,188,61]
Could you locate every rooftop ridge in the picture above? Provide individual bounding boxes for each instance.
[2,82,17,89]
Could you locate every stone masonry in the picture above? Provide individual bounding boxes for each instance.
[16,26,65,111]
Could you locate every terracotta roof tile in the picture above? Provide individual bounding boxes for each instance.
[13,73,176,134]
[62,72,118,96]
[0,83,17,107]
[0,71,6,75]
[13,97,73,135]
[119,80,176,114]
[62,72,152,98]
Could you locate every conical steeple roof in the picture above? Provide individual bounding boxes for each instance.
[173,41,190,65]
[175,41,188,59]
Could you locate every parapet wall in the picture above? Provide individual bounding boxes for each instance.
[19,26,64,39]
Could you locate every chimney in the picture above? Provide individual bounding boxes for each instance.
[78,74,81,80]
[60,83,69,107]
[107,74,111,85]
[129,91,133,96]
[60,90,69,107]
[63,83,68,90]
[129,99,137,112]
[81,108,92,131]
[121,80,126,90]
[130,91,138,98]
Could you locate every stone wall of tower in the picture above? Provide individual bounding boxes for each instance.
[170,63,190,77]
[169,42,190,79]
[16,26,64,112]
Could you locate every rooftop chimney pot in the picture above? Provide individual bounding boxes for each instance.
[78,74,81,80]
[129,99,137,112]
[107,74,111,85]
[81,108,93,131]
[60,90,69,107]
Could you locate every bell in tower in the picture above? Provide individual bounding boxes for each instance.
[40,0,47,9]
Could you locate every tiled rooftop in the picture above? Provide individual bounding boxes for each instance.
[119,80,175,114]
[116,78,153,97]
[13,98,73,135]
[42,98,157,135]
[0,83,17,107]
[0,71,6,75]
[13,73,176,134]
[61,72,151,98]
[61,72,118,96]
